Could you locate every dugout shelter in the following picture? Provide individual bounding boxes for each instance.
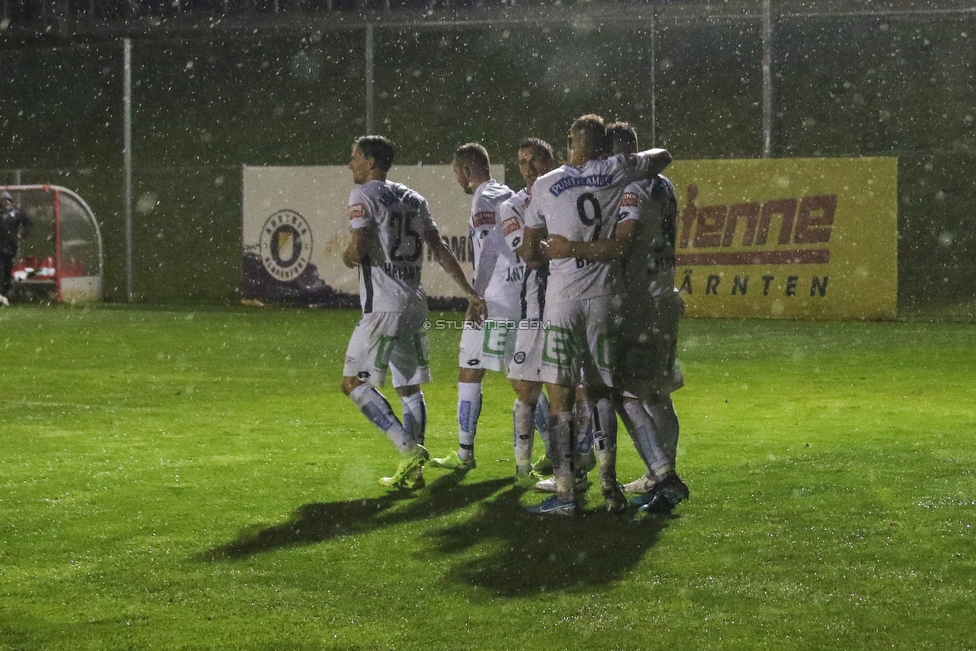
[2,185,104,303]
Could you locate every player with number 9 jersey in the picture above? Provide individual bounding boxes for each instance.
[526,151,664,305]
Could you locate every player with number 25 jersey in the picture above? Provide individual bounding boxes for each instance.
[347,180,433,314]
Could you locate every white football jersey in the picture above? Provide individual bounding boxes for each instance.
[616,175,678,300]
[469,180,523,312]
[347,180,436,313]
[526,152,660,303]
[500,188,547,322]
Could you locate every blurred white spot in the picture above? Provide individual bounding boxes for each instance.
[185,61,194,71]
[938,232,954,247]
[935,190,945,201]
[136,193,159,215]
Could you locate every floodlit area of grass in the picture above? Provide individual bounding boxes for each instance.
[1,305,974,650]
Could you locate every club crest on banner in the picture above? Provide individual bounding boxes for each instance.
[259,209,313,282]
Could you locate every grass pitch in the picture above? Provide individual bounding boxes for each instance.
[1,305,974,650]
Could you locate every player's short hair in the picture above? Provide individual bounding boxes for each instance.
[571,114,611,158]
[518,138,555,162]
[607,122,639,155]
[355,135,395,172]
[454,142,491,171]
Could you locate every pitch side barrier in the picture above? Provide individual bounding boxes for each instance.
[241,158,897,320]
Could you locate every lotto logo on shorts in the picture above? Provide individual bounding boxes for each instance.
[348,204,365,221]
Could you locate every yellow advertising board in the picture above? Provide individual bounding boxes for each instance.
[666,157,898,319]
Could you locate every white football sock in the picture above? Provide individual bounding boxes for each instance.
[400,391,427,447]
[349,383,412,454]
[457,381,482,461]
[624,399,672,478]
[549,411,575,502]
[646,398,680,470]
[534,391,551,459]
[512,398,535,474]
[592,397,619,482]
[573,396,593,468]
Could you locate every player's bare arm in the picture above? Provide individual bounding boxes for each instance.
[424,227,487,323]
[517,225,548,268]
[543,220,641,262]
[342,227,370,268]
[636,148,672,177]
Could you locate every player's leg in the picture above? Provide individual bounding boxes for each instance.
[389,319,431,449]
[618,393,672,477]
[582,297,627,512]
[398,386,428,447]
[527,310,582,515]
[507,321,548,484]
[434,316,516,470]
[573,384,596,482]
[342,312,428,490]
[428,362,484,471]
[382,310,434,488]
[510,378,544,484]
[532,390,552,473]
[526,381,578,515]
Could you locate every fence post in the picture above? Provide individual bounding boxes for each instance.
[365,23,375,135]
[124,38,134,301]
[651,5,657,147]
[762,0,773,157]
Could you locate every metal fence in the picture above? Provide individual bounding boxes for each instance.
[2,0,975,316]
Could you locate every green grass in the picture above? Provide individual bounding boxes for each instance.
[2,305,975,650]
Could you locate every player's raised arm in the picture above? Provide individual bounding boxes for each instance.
[424,227,487,322]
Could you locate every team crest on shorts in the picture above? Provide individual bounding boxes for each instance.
[260,209,313,282]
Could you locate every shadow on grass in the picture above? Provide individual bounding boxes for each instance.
[427,486,678,597]
[198,471,511,561]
